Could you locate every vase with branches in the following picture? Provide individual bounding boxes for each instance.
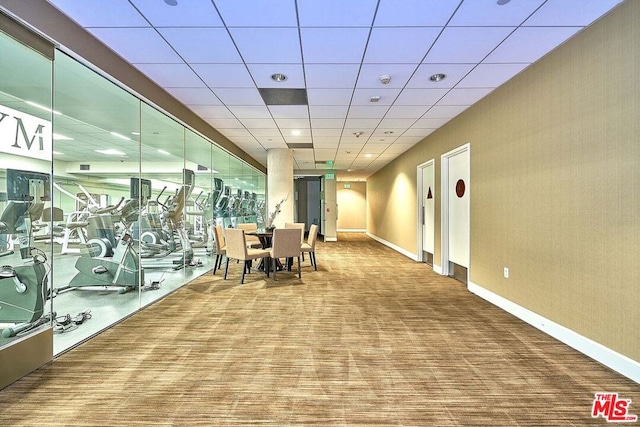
[266,195,287,230]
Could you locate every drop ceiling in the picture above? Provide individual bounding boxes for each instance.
[46,0,623,181]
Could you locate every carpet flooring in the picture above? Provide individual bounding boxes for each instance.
[0,233,637,426]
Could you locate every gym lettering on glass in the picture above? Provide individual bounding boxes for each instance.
[0,104,52,161]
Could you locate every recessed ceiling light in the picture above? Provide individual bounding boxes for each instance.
[53,133,73,141]
[364,153,373,158]
[497,0,511,5]
[430,73,446,82]
[291,130,301,136]
[94,149,126,156]
[164,0,178,6]
[271,73,288,82]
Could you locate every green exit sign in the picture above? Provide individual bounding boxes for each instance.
[326,173,335,179]
[344,183,351,189]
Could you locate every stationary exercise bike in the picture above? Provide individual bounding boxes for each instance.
[0,169,51,338]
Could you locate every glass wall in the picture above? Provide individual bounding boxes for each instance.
[0,29,266,356]
[0,30,53,349]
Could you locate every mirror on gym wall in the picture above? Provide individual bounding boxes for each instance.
[0,31,54,349]
[50,51,142,354]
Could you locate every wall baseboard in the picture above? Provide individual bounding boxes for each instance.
[468,281,640,384]
[433,264,443,275]
[324,237,337,242]
[366,232,419,261]
[337,228,367,232]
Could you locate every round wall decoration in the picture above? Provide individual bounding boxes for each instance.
[455,179,465,198]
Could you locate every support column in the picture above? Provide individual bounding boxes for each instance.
[321,174,337,241]
[266,148,294,228]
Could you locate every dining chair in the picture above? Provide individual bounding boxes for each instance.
[212,224,226,275]
[284,222,306,244]
[267,228,302,281]
[224,228,270,284]
[300,224,318,271]
[236,222,263,248]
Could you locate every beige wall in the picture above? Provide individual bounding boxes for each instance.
[367,1,639,363]
[337,182,366,231]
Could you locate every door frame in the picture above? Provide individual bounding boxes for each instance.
[440,143,470,277]
[416,159,435,263]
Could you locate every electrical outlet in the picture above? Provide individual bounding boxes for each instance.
[503,267,509,279]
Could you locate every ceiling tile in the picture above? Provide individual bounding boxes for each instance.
[227,106,272,119]
[205,118,245,129]
[524,0,624,26]
[166,88,222,105]
[307,89,354,106]
[364,27,441,63]
[268,105,310,119]
[247,64,305,88]
[412,117,452,128]
[88,28,182,64]
[377,118,418,129]
[374,0,458,26]
[351,88,402,106]
[311,118,347,129]
[406,64,476,88]
[384,105,430,119]
[356,64,418,89]
[49,0,148,26]
[301,28,370,63]
[131,0,223,26]
[212,88,265,106]
[344,118,382,129]
[437,88,494,105]
[305,64,360,89]
[449,0,546,26]
[250,129,282,137]
[298,0,378,26]
[313,129,343,137]
[159,28,241,63]
[309,105,349,119]
[395,88,449,105]
[403,128,437,137]
[423,105,469,119]
[134,64,205,87]
[229,28,302,63]
[394,136,424,144]
[485,27,582,64]
[347,105,390,119]
[274,118,311,129]
[214,0,297,26]
[192,64,254,88]
[189,105,234,119]
[239,118,278,128]
[425,27,515,63]
[457,63,529,88]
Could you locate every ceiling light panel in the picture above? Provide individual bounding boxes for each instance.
[87,28,182,64]
[301,28,370,64]
[131,0,223,26]
[228,28,301,63]
[49,0,147,26]
[364,27,440,63]
[449,0,545,26]
[484,27,582,64]
[133,64,205,88]
[297,0,377,26]
[159,28,242,63]
[373,0,458,26]
[425,27,515,63]
[214,0,297,26]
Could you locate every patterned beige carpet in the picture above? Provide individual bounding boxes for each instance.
[0,233,637,426]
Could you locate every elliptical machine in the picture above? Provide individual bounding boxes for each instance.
[0,169,51,338]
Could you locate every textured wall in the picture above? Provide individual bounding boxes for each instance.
[337,182,366,230]
[367,1,639,362]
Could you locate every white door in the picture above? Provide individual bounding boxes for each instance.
[441,144,470,274]
[422,161,435,256]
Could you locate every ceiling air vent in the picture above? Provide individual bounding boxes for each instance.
[258,88,308,105]
[80,164,90,171]
[286,143,313,149]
